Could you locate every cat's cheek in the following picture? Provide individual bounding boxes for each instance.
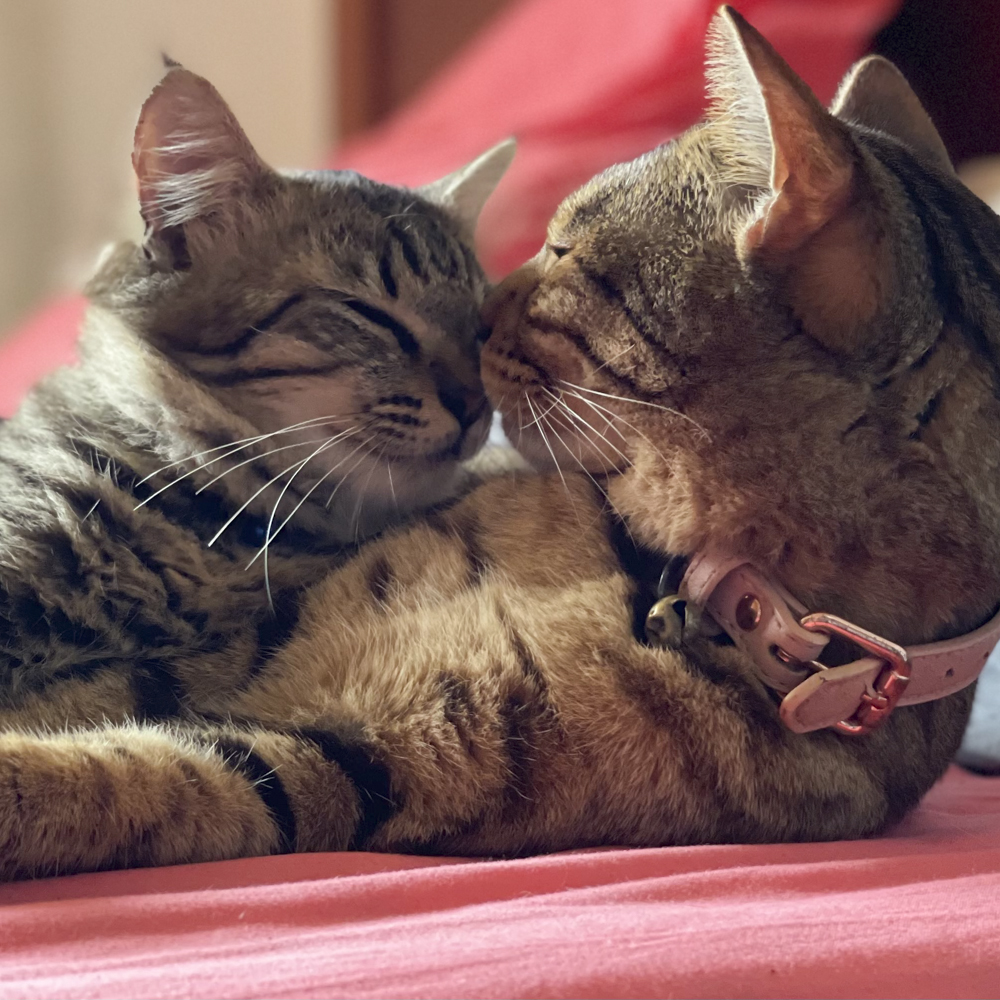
[479,345,521,415]
[523,329,587,387]
[228,379,359,438]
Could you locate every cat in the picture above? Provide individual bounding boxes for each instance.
[2,6,1000,878]
[0,65,513,737]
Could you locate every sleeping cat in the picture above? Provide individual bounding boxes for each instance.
[2,7,1000,877]
[0,66,512,734]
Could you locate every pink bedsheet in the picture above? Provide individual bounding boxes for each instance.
[1,766,997,999]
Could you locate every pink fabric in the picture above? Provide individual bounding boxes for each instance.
[0,766,997,999]
[0,297,85,418]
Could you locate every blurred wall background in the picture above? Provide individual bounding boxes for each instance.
[0,0,334,338]
[4,0,1000,346]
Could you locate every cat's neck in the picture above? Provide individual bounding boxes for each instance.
[607,434,1000,649]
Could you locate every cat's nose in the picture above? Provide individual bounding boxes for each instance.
[481,262,540,330]
[437,376,487,429]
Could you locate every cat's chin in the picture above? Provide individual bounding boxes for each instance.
[319,415,492,545]
[320,458,467,544]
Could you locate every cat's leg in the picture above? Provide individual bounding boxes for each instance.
[0,722,376,880]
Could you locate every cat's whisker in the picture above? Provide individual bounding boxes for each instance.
[528,396,584,529]
[352,442,386,545]
[540,387,631,470]
[561,389,650,464]
[261,433,355,610]
[553,427,638,547]
[537,405,608,533]
[525,397,565,487]
[563,388,674,469]
[540,389,627,490]
[558,380,711,439]
[205,448,334,550]
[385,454,398,512]
[133,415,357,511]
[135,413,352,489]
[244,432,371,585]
[323,437,379,512]
[521,393,562,430]
[589,343,636,377]
[551,388,678,519]
[194,436,337,495]
[80,498,102,522]
[517,402,532,434]
[537,400,612,502]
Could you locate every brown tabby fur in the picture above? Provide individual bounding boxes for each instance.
[2,9,999,878]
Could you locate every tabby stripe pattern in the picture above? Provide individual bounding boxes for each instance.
[209,735,298,851]
[298,729,398,848]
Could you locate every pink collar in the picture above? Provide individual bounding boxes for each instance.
[674,548,1000,736]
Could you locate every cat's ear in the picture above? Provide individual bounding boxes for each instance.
[831,56,952,173]
[707,7,899,352]
[133,65,269,239]
[707,5,854,257]
[418,138,516,238]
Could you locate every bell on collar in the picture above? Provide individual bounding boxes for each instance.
[645,594,702,649]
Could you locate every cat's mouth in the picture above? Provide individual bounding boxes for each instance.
[482,276,631,475]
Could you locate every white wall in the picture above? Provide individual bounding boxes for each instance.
[0,0,335,336]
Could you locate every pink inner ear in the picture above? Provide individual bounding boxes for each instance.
[749,125,854,256]
[132,68,265,231]
[723,11,855,257]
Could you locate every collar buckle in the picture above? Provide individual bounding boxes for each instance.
[796,613,911,736]
[673,547,1000,736]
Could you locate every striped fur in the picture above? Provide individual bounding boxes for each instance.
[1,12,998,879]
[0,68,516,876]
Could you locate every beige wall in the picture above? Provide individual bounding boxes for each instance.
[0,0,334,337]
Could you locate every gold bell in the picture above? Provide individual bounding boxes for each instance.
[645,595,688,649]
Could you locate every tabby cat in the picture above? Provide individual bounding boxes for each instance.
[0,64,514,861]
[3,8,1000,878]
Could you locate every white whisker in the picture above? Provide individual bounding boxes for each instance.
[528,395,581,528]
[206,450,328,549]
[545,394,638,544]
[323,437,378,512]
[135,413,351,488]
[559,380,710,439]
[536,402,617,535]
[133,414,356,511]
[351,442,385,545]
[385,456,398,511]
[244,433,373,571]
[194,436,335,495]
[540,386,630,469]
[563,387,675,468]
[589,343,636,376]
[521,394,561,430]
[261,433,353,610]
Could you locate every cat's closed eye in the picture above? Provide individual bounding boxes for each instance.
[548,243,572,259]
